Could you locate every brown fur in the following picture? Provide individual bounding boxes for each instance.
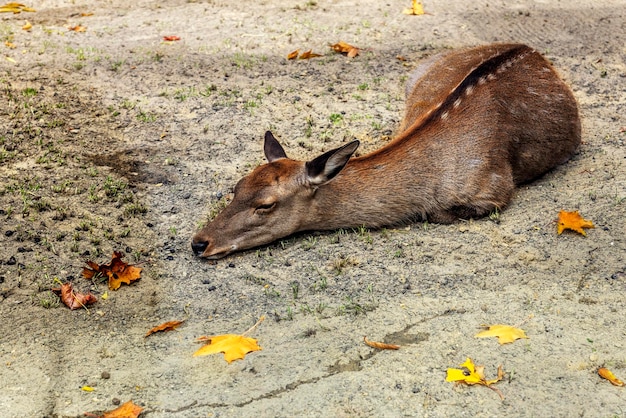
[192,43,580,259]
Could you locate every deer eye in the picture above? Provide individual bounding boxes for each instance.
[254,202,276,214]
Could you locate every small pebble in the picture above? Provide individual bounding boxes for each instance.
[112,398,121,405]
[101,371,111,379]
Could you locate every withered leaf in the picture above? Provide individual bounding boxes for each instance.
[299,49,323,59]
[475,324,529,345]
[83,251,142,291]
[163,35,181,41]
[363,336,400,350]
[557,210,594,236]
[330,41,360,58]
[22,20,32,30]
[68,25,86,32]
[598,367,625,387]
[287,49,299,60]
[52,282,97,310]
[145,320,185,337]
[194,334,262,363]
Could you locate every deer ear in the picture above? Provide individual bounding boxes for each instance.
[305,140,359,186]
[264,131,288,162]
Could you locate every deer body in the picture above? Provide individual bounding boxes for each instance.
[192,43,580,259]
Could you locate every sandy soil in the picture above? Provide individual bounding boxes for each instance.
[1,0,625,417]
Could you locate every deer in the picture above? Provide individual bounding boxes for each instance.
[191,43,580,259]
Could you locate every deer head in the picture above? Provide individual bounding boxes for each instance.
[191,131,359,259]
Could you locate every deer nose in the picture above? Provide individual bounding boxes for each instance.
[191,239,208,256]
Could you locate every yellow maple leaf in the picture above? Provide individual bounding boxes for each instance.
[475,324,529,344]
[0,3,35,13]
[193,334,262,363]
[557,210,594,236]
[402,0,425,15]
[446,358,505,399]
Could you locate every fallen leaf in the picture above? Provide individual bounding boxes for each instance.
[5,40,16,48]
[81,385,95,392]
[22,20,31,30]
[102,400,143,418]
[145,320,185,337]
[557,210,594,236]
[446,358,505,399]
[403,0,425,15]
[363,336,400,350]
[330,41,360,58]
[80,12,93,17]
[475,324,529,345]
[598,367,625,387]
[83,251,142,291]
[52,282,97,310]
[299,49,323,59]
[194,334,262,363]
[287,49,299,60]
[0,2,35,13]
[163,35,181,41]
[68,25,86,32]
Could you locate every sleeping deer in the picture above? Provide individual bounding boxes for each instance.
[192,43,580,259]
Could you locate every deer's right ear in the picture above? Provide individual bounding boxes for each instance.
[264,131,288,162]
[305,140,360,186]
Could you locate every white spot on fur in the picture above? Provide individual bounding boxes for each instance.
[478,77,487,85]
[453,98,462,108]
[441,111,449,120]
[487,73,496,81]
[465,85,474,96]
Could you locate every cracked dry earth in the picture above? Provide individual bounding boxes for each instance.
[1,0,625,417]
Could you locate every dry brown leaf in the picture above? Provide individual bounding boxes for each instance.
[557,210,594,236]
[145,320,185,337]
[330,41,360,58]
[51,282,97,310]
[68,25,86,32]
[80,12,93,17]
[598,367,625,387]
[363,336,400,350]
[83,251,142,291]
[287,49,299,60]
[299,49,323,59]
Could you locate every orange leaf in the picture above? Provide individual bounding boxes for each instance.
[194,334,262,363]
[68,25,86,32]
[163,35,181,41]
[145,320,185,337]
[598,367,625,387]
[330,41,360,57]
[102,400,143,418]
[80,12,94,17]
[299,49,322,59]
[363,336,400,350]
[51,282,97,310]
[287,49,299,60]
[557,210,594,236]
[83,251,142,290]
[22,20,32,30]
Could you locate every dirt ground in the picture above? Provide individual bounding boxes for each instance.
[1,0,625,417]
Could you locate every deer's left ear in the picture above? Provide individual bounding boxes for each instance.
[264,131,288,162]
[305,140,360,186]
